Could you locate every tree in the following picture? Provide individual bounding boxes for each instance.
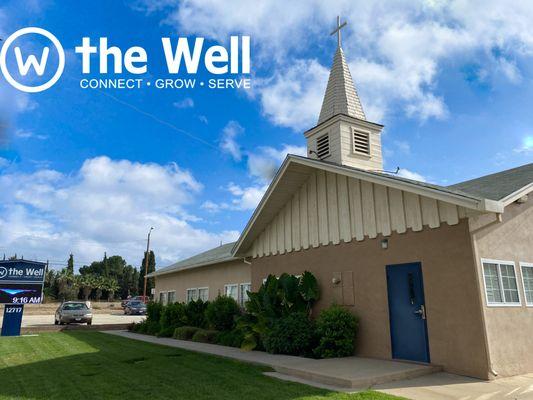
[80,274,96,300]
[67,254,74,275]
[105,278,120,301]
[138,250,155,297]
[57,269,79,301]
[94,276,106,302]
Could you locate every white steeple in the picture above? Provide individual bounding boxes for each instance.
[305,16,383,171]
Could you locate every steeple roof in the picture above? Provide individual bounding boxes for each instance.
[318,46,366,124]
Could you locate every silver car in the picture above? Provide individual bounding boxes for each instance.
[55,301,93,325]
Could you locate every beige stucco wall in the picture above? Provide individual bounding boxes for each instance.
[154,260,251,303]
[251,220,490,379]
[471,195,533,377]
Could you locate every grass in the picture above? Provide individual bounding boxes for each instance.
[0,332,405,400]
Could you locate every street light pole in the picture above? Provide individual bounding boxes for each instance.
[143,227,154,301]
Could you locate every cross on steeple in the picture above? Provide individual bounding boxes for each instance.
[330,15,347,48]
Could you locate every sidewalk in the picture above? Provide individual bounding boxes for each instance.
[103,330,438,390]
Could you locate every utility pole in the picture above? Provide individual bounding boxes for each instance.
[143,227,154,301]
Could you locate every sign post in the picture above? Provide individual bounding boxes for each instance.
[0,260,46,336]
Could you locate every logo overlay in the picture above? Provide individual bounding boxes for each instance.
[0,27,252,93]
[0,27,65,93]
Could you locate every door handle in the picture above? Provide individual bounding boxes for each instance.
[414,304,426,320]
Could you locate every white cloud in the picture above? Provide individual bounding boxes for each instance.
[251,59,328,130]
[514,136,533,154]
[219,121,244,161]
[15,129,48,140]
[0,157,239,267]
[247,144,306,181]
[393,140,410,154]
[133,0,533,128]
[226,182,268,211]
[173,97,195,109]
[397,168,427,182]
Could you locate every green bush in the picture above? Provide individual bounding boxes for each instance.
[173,326,200,340]
[191,329,219,343]
[160,302,188,335]
[205,296,241,331]
[263,312,315,356]
[146,301,164,324]
[313,305,358,358]
[215,329,245,348]
[185,299,209,328]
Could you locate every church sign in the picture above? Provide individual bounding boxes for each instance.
[0,260,46,304]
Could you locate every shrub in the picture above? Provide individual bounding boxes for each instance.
[185,299,209,328]
[263,312,315,356]
[173,326,200,340]
[160,302,188,335]
[313,305,358,358]
[215,329,245,348]
[146,301,164,324]
[205,296,241,331]
[191,329,219,343]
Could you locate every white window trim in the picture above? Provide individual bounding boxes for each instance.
[519,262,533,307]
[239,282,251,306]
[481,258,522,307]
[198,287,209,301]
[159,291,168,305]
[186,288,198,302]
[224,283,239,300]
[167,290,176,303]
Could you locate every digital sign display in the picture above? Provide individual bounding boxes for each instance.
[0,260,46,305]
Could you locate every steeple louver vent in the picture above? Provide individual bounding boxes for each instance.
[316,134,330,158]
[353,129,370,155]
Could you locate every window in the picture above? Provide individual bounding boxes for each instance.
[316,134,329,158]
[167,291,176,304]
[198,287,209,302]
[224,284,238,301]
[520,263,533,306]
[240,283,251,307]
[482,260,521,306]
[353,129,370,155]
[186,288,198,303]
[159,291,168,305]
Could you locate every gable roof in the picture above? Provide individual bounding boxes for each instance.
[232,155,506,256]
[448,163,533,204]
[318,47,366,124]
[147,242,237,278]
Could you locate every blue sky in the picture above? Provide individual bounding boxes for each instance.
[0,0,532,270]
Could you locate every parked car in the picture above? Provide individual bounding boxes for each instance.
[55,301,93,325]
[124,300,147,315]
[121,295,148,308]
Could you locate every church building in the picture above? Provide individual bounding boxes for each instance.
[149,18,533,380]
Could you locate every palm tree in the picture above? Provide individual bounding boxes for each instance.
[106,278,120,302]
[94,276,106,302]
[57,269,78,301]
[80,274,96,300]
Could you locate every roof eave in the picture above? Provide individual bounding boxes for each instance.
[147,257,239,278]
[500,182,533,207]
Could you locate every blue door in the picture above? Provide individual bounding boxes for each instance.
[386,262,430,363]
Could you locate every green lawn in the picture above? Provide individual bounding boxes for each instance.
[0,332,405,400]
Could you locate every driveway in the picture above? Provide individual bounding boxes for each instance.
[0,312,145,327]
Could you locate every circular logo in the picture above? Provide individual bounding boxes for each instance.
[0,267,7,279]
[0,27,65,93]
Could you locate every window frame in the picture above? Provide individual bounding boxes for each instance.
[159,291,168,305]
[519,262,533,307]
[167,290,176,304]
[224,283,239,301]
[198,287,209,302]
[481,258,521,307]
[186,288,198,303]
[239,283,251,308]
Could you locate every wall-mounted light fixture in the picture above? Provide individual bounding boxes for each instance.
[332,277,341,285]
[381,239,389,250]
